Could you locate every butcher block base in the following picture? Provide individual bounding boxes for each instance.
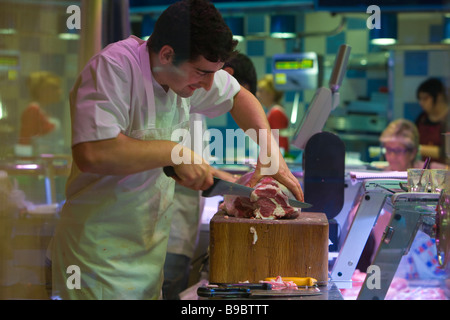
[209,211,329,284]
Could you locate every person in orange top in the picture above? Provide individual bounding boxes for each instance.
[19,71,62,145]
[256,74,290,154]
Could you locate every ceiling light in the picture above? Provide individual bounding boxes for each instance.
[225,17,245,42]
[141,15,155,41]
[370,13,397,46]
[270,15,296,39]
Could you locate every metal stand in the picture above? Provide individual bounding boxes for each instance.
[331,179,402,286]
[357,192,439,300]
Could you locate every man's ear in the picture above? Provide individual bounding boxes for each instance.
[159,45,175,65]
[223,66,234,75]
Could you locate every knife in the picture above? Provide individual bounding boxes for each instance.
[163,166,312,209]
[197,286,322,298]
[208,283,273,290]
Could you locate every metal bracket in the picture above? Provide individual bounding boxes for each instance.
[331,187,389,285]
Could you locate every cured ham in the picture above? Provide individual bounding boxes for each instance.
[222,172,300,220]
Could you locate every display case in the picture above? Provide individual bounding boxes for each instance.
[333,178,450,300]
[0,155,70,299]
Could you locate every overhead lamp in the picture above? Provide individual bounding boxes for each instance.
[58,15,80,40]
[58,29,80,40]
[442,16,450,44]
[370,13,397,45]
[141,15,155,41]
[225,17,244,42]
[0,13,16,35]
[270,15,296,39]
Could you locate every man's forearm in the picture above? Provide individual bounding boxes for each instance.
[230,87,272,137]
[72,133,180,175]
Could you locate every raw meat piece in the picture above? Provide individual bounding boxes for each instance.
[259,276,299,290]
[222,172,300,220]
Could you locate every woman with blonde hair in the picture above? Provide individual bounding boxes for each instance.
[379,118,445,171]
[256,74,289,153]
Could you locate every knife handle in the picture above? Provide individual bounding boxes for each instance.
[264,277,317,286]
[164,166,217,197]
[163,166,177,177]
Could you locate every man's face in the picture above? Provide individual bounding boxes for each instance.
[165,56,224,98]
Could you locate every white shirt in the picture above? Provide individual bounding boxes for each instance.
[70,35,240,147]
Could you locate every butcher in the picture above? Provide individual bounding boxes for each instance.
[50,0,303,300]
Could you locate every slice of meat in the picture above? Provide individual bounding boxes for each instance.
[222,171,300,220]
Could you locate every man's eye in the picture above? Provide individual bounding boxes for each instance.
[197,71,206,76]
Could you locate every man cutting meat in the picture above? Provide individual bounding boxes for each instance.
[50,0,303,299]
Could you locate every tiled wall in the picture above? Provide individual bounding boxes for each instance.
[207,11,450,158]
[0,2,78,205]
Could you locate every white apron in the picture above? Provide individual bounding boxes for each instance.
[51,42,190,300]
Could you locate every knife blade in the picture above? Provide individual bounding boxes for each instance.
[163,166,312,209]
[202,177,312,209]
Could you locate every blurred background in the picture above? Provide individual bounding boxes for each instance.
[0,0,449,299]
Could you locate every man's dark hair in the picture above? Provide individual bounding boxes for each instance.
[147,0,238,64]
[223,53,257,95]
[416,77,448,105]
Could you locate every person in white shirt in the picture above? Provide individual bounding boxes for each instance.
[50,0,303,300]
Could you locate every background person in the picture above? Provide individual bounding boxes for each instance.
[415,77,448,164]
[50,0,303,300]
[223,53,257,95]
[256,74,290,154]
[18,71,63,155]
[379,118,446,171]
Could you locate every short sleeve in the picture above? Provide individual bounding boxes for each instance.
[70,54,131,146]
[189,69,240,118]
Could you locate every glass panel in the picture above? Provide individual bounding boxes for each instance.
[0,0,78,299]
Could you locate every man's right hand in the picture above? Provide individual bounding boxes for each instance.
[170,146,215,190]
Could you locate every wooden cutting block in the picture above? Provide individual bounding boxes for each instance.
[209,211,329,284]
